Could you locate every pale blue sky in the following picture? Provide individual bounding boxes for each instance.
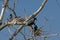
[0,0,60,40]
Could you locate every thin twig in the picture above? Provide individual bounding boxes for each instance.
[41,33,60,38]
[7,6,17,18]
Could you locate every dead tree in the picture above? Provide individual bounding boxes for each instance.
[0,0,60,40]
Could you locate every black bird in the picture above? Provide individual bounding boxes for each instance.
[9,14,13,19]
[27,18,37,26]
[34,25,38,32]
[8,14,13,21]
[0,21,2,25]
[34,25,40,36]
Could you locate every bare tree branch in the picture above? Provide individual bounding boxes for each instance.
[9,0,47,40]
[20,32,27,40]
[0,0,9,21]
[0,22,8,31]
[25,0,47,22]
[41,33,60,38]
[7,5,17,18]
[27,37,34,40]
[9,25,25,40]
[0,17,26,31]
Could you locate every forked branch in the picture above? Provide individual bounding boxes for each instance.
[7,5,17,18]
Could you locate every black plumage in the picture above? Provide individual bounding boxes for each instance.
[27,18,37,26]
[0,21,2,25]
[34,25,38,31]
[8,14,13,21]
[9,14,13,19]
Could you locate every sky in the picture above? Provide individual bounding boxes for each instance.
[0,0,60,40]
